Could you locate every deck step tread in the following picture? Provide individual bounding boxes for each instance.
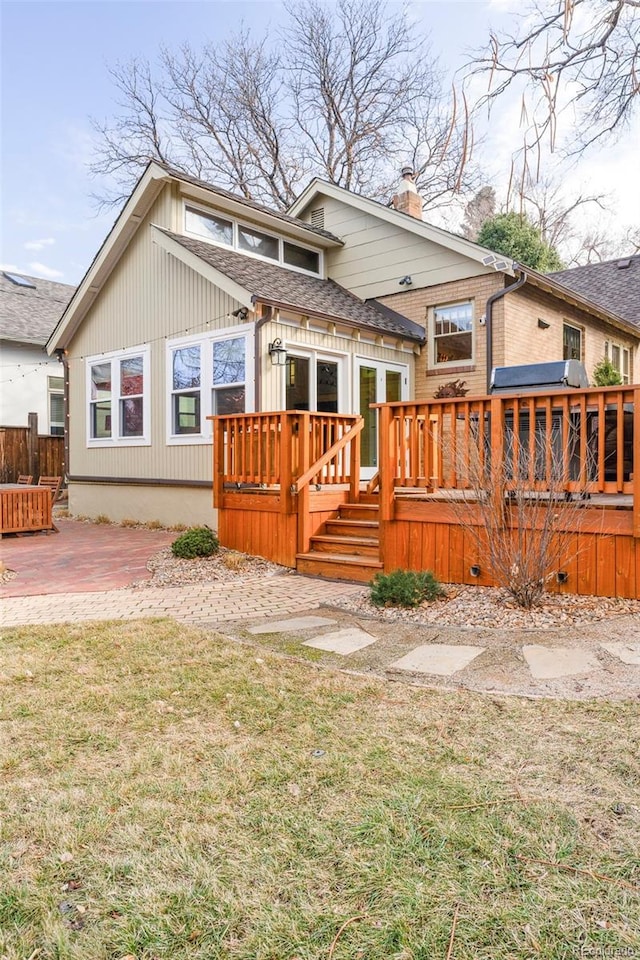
[297,551,383,567]
[311,534,379,547]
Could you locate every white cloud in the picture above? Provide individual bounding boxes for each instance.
[28,262,64,280]
[24,237,56,252]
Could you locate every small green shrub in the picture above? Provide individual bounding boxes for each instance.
[370,569,444,608]
[171,526,219,559]
[592,356,623,386]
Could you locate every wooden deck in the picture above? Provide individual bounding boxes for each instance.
[210,386,640,599]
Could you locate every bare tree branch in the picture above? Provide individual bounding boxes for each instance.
[90,0,477,211]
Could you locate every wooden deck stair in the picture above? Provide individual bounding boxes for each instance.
[296,497,382,583]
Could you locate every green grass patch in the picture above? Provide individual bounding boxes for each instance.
[0,621,638,959]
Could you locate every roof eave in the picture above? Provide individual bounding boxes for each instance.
[46,162,171,354]
[257,295,424,343]
[523,268,640,339]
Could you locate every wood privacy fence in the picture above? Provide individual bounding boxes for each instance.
[0,413,65,484]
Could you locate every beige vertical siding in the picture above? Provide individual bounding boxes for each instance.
[67,187,245,485]
[258,319,416,412]
[312,194,492,299]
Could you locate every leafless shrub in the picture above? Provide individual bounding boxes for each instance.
[444,416,597,608]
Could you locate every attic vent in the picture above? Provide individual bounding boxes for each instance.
[616,259,631,269]
[310,207,325,231]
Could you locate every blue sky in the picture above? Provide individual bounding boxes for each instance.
[1,1,638,286]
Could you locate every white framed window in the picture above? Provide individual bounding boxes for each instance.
[183,202,322,277]
[86,346,150,446]
[280,345,348,414]
[431,301,473,367]
[166,323,254,444]
[563,322,583,361]
[605,340,632,384]
[48,375,64,436]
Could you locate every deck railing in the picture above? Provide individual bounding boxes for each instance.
[212,411,363,511]
[377,386,638,531]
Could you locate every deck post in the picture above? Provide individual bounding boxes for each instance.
[349,420,361,503]
[212,417,225,508]
[490,396,506,526]
[379,404,394,522]
[634,387,640,538]
[280,413,294,515]
[296,412,312,552]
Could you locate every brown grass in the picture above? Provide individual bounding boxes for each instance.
[1,620,638,959]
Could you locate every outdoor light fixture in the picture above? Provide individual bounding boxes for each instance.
[537,318,551,329]
[398,275,413,285]
[556,570,569,584]
[268,338,287,366]
[469,564,481,578]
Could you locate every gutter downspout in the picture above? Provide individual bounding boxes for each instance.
[252,300,273,412]
[485,264,527,392]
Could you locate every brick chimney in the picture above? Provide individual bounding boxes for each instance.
[392,166,423,219]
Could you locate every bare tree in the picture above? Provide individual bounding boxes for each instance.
[90,0,476,210]
[468,0,640,161]
[461,185,496,240]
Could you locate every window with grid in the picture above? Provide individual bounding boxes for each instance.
[87,347,149,444]
[433,302,473,365]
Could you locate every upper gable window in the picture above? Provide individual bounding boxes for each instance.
[283,241,320,274]
[185,207,233,246]
[183,201,322,276]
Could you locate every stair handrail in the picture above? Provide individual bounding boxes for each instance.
[293,416,364,493]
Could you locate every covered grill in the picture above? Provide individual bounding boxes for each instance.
[489,360,589,394]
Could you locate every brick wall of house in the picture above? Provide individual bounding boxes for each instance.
[379,274,639,399]
[504,284,638,383]
[378,273,503,398]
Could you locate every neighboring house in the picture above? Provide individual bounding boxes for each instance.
[289,175,640,395]
[0,272,75,433]
[549,254,640,383]
[46,162,639,526]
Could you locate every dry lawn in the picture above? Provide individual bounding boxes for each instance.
[0,619,638,959]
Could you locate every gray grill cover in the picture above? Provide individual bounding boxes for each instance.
[490,360,589,393]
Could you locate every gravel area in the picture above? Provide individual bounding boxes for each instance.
[130,546,291,588]
[326,583,640,630]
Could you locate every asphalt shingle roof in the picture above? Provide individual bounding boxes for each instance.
[549,255,640,330]
[160,228,425,341]
[1,273,76,344]
[159,164,343,245]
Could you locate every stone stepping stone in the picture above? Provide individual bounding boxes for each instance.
[303,627,377,655]
[523,645,599,680]
[390,644,485,677]
[248,615,336,635]
[600,642,640,666]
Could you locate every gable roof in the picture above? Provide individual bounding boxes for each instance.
[288,178,514,274]
[289,179,640,340]
[153,227,424,341]
[1,272,75,345]
[548,255,640,330]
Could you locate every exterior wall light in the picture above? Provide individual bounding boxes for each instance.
[268,338,287,366]
[469,564,481,578]
[556,571,569,584]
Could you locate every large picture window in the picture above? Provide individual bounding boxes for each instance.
[86,346,150,445]
[433,302,473,365]
[167,325,254,443]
